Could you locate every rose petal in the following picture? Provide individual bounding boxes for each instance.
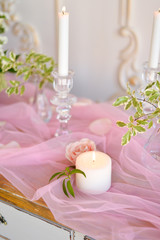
[89,118,112,136]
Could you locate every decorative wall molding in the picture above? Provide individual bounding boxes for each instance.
[118,0,141,90]
[0,0,40,52]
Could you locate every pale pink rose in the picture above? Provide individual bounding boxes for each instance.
[65,138,96,164]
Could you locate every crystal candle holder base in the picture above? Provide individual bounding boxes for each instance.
[51,70,76,137]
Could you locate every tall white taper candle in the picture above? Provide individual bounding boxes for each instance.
[149,10,160,68]
[58,6,69,76]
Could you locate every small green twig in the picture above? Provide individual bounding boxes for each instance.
[134,113,153,121]
[137,97,157,109]
[113,80,160,145]
[49,166,86,198]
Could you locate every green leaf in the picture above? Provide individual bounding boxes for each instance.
[10,80,16,86]
[15,54,21,60]
[46,76,54,83]
[57,172,66,179]
[2,63,12,72]
[63,179,69,198]
[17,67,29,75]
[133,126,146,133]
[39,80,45,89]
[148,121,153,129]
[137,105,143,115]
[149,92,159,101]
[125,100,132,110]
[137,120,148,125]
[121,130,131,145]
[150,108,160,118]
[25,51,35,62]
[9,52,16,61]
[156,80,160,89]
[132,128,137,136]
[129,116,134,123]
[132,97,138,107]
[65,167,70,172]
[1,56,11,63]
[116,121,126,127]
[6,87,15,96]
[67,180,75,197]
[0,73,7,91]
[70,169,86,178]
[157,119,160,124]
[20,85,25,96]
[145,89,154,96]
[145,82,155,90]
[113,96,129,106]
[46,66,54,73]
[126,83,131,95]
[49,172,62,182]
[24,71,32,81]
[15,87,19,95]
[134,112,141,119]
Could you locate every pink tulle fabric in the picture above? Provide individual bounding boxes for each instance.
[0,77,160,240]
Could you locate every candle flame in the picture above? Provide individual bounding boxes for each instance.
[92,151,96,163]
[62,6,66,15]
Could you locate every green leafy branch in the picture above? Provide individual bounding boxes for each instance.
[49,166,86,198]
[0,11,55,96]
[113,81,160,145]
[1,50,55,96]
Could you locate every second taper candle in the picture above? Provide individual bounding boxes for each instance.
[149,9,160,68]
[58,6,69,76]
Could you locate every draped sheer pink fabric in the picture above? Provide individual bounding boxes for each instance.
[0,80,160,240]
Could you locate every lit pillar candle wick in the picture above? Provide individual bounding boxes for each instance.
[92,151,96,163]
[62,6,66,15]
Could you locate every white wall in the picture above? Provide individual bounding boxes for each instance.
[5,0,160,101]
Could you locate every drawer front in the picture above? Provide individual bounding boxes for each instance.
[0,201,72,240]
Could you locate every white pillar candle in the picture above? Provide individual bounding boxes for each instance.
[76,151,112,195]
[58,6,69,76]
[149,10,160,68]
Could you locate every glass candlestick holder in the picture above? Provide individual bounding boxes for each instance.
[141,62,160,114]
[142,62,160,84]
[51,70,77,137]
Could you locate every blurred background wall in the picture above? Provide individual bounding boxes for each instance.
[4,0,160,101]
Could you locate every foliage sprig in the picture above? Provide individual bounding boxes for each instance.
[1,50,55,96]
[0,10,55,96]
[113,80,160,145]
[49,166,86,198]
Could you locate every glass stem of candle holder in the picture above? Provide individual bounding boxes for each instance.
[32,75,52,123]
[51,70,77,137]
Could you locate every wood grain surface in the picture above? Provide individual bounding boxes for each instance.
[0,174,57,223]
